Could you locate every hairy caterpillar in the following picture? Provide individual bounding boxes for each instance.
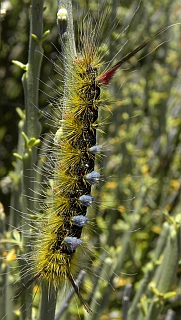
[9,1,180,318]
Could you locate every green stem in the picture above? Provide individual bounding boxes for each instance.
[20,1,44,319]
[57,0,76,112]
[128,222,170,320]
[23,1,43,140]
[145,224,180,320]
[4,115,24,320]
[57,0,76,59]
[39,282,58,320]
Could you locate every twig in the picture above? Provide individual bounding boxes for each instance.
[55,270,86,320]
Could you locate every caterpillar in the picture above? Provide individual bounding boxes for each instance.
[10,1,180,318]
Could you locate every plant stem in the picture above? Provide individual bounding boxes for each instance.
[20,0,44,319]
[55,271,86,320]
[57,0,76,112]
[4,114,24,320]
[128,222,170,320]
[39,282,58,320]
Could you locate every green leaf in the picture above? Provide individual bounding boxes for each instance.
[12,60,27,70]
[13,153,23,161]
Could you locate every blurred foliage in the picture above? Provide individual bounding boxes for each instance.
[0,0,181,319]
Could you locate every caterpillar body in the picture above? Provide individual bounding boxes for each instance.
[12,2,179,317]
[14,7,105,313]
[32,23,102,311]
